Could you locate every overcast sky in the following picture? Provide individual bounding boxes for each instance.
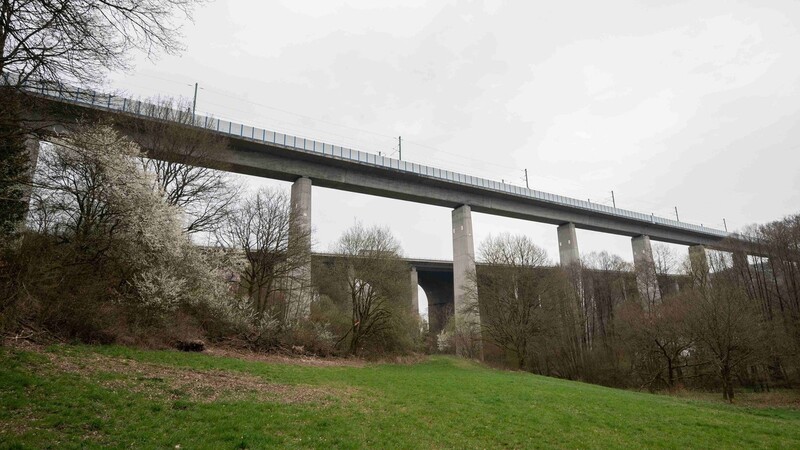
[105,0,800,315]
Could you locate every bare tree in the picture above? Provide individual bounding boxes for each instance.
[688,251,764,401]
[0,95,30,243]
[124,99,239,234]
[581,251,633,338]
[316,223,412,356]
[724,218,800,387]
[653,243,679,277]
[652,243,683,295]
[634,244,663,311]
[215,187,312,329]
[468,233,552,369]
[1,0,203,87]
[618,294,694,390]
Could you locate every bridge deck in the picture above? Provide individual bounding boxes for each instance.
[12,76,734,248]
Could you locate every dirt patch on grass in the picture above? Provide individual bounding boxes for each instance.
[206,346,429,367]
[734,391,800,409]
[205,346,367,368]
[0,410,37,436]
[373,353,429,365]
[672,389,800,410]
[42,350,349,405]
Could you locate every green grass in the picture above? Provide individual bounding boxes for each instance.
[1,344,799,449]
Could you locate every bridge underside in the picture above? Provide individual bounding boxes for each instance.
[416,269,454,334]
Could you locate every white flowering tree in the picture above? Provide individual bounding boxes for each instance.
[28,124,233,325]
[123,99,240,235]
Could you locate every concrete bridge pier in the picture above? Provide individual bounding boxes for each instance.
[290,176,313,318]
[631,235,661,309]
[557,222,581,267]
[291,177,312,231]
[558,222,588,341]
[15,139,41,232]
[452,205,481,357]
[410,266,419,313]
[688,245,709,285]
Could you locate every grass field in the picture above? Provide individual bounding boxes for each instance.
[1,343,799,449]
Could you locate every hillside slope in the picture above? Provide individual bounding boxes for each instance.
[1,344,798,449]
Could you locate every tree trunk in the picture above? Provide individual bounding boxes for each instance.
[667,359,674,388]
[721,365,733,402]
[349,324,360,356]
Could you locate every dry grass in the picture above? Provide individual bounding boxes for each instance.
[35,344,354,405]
[671,388,800,409]
[204,346,367,368]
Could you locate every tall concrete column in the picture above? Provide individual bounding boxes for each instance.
[557,222,580,266]
[631,235,661,308]
[289,177,313,318]
[688,245,709,285]
[558,222,588,343]
[291,177,312,234]
[452,204,481,357]
[17,139,40,232]
[410,266,419,314]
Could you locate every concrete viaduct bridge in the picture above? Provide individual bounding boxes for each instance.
[15,77,738,329]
